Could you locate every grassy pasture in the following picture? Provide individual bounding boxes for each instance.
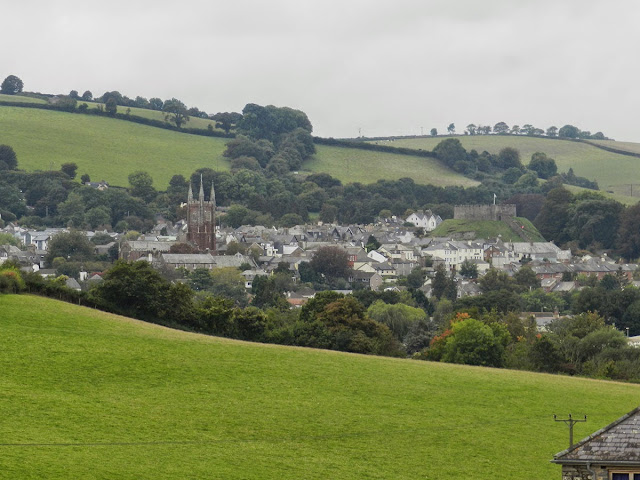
[2,294,640,479]
[563,184,640,206]
[590,139,640,155]
[81,101,219,131]
[376,136,640,196]
[430,217,545,242]
[304,145,479,187]
[0,94,48,104]
[0,106,229,188]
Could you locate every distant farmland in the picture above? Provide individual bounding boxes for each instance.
[0,106,229,188]
[373,135,640,197]
[305,144,478,187]
[0,105,477,189]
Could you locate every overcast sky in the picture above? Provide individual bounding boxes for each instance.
[3,0,640,140]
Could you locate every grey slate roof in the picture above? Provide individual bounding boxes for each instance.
[553,406,640,465]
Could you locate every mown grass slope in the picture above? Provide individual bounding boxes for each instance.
[430,217,545,242]
[305,145,479,187]
[0,106,229,188]
[0,94,47,104]
[377,136,640,196]
[2,294,639,479]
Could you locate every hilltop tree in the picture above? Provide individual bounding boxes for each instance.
[149,97,163,110]
[493,122,509,134]
[559,124,580,139]
[81,90,93,101]
[0,75,23,95]
[546,126,558,137]
[447,123,455,134]
[237,103,312,142]
[105,97,117,115]
[211,112,243,134]
[430,128,437,136]
[163,98,190,128]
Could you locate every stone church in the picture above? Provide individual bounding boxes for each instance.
[186,176,216,253]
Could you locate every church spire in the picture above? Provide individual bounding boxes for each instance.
[210,180,216,207]
[188,181,193,202]
[198,174,205,202]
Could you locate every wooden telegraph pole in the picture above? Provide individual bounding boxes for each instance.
[554,414,587,448]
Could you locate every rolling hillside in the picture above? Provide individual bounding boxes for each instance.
[0,105,475,189]
[2,101,640,194]
[2,294,640,479]
[373,135,640,198]
[305,144,478,187]
[0,106,230,188]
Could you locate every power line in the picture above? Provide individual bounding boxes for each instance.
[0,415,586,449]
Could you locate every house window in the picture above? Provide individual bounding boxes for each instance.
[611,472,640,479]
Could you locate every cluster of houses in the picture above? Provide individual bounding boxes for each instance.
[2,213,637,302]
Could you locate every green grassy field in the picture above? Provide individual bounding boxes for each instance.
[430,217,545,242]
[0,94,47,104]
[81,101,218,131]
[0,105,477,189]
[0,106,229,188]
[564,184,640,206]
[2,294,640,479]
[375,136,640,196]
[305,145,479,187]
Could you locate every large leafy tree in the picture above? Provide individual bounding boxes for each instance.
[433,138,467,169]
[534,187,573,244]
[128,171,157,202]
[310,246,350,281]
[567,195,623,249]
[0,145,18,170]
[211,112,242,134]
[46,230,95,266]
[163,98,190,128]
[441,317,508,367]
[237,103,312,142]
[367,300,427,342]
[528,152,557,179]
[617,203,640,261]
[0,75,23,94]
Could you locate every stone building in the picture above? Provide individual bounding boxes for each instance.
[187,176,216,253]
[552,406,640,479]
[453,204,516,221]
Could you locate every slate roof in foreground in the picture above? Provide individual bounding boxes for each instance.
[553,406,640,465]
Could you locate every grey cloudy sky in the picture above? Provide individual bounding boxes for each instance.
[3,0,640,140]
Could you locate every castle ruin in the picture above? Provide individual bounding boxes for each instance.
[453,204,516,221]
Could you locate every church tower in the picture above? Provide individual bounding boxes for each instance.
[186,175,216,253]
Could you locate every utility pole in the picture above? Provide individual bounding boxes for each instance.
[554,414,587,448]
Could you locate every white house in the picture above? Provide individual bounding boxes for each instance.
[423,240,484,270]
[405,210,443,231]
